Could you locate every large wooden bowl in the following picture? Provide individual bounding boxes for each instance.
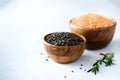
[70,19,116,50]
[43,32,86,64]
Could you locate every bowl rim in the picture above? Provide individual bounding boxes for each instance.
[43,32,86,47]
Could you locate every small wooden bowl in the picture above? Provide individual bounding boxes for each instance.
[70,19,116,50]
[43,32,86,64]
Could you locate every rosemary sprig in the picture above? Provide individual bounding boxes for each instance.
[87,52,115,75]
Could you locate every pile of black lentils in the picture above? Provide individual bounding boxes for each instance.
[45,32,84,46]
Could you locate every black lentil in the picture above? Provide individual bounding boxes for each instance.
[45,32,83,46]
[46,59,48,61]
[71,70,74,73]
[80,64,83,66]
[40,53,43,55]
[64,75,67,78]
[80,67,82,69]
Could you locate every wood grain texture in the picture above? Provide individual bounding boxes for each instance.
[70,22,116,50]
[43,33,86,63]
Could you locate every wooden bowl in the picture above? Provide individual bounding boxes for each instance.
[69,14,116,50]
[43,32,86,64]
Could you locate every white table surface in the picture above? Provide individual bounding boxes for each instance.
[0,0,120,80]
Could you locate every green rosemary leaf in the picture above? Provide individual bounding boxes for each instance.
[96,65,99,71]
[87,68,93,72]
[99,60,103,65]
[93,61,98,66]
[94,70,97,75]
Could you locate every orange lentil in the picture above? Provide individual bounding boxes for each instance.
[71,13,115,29]
[86,57,91,61]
